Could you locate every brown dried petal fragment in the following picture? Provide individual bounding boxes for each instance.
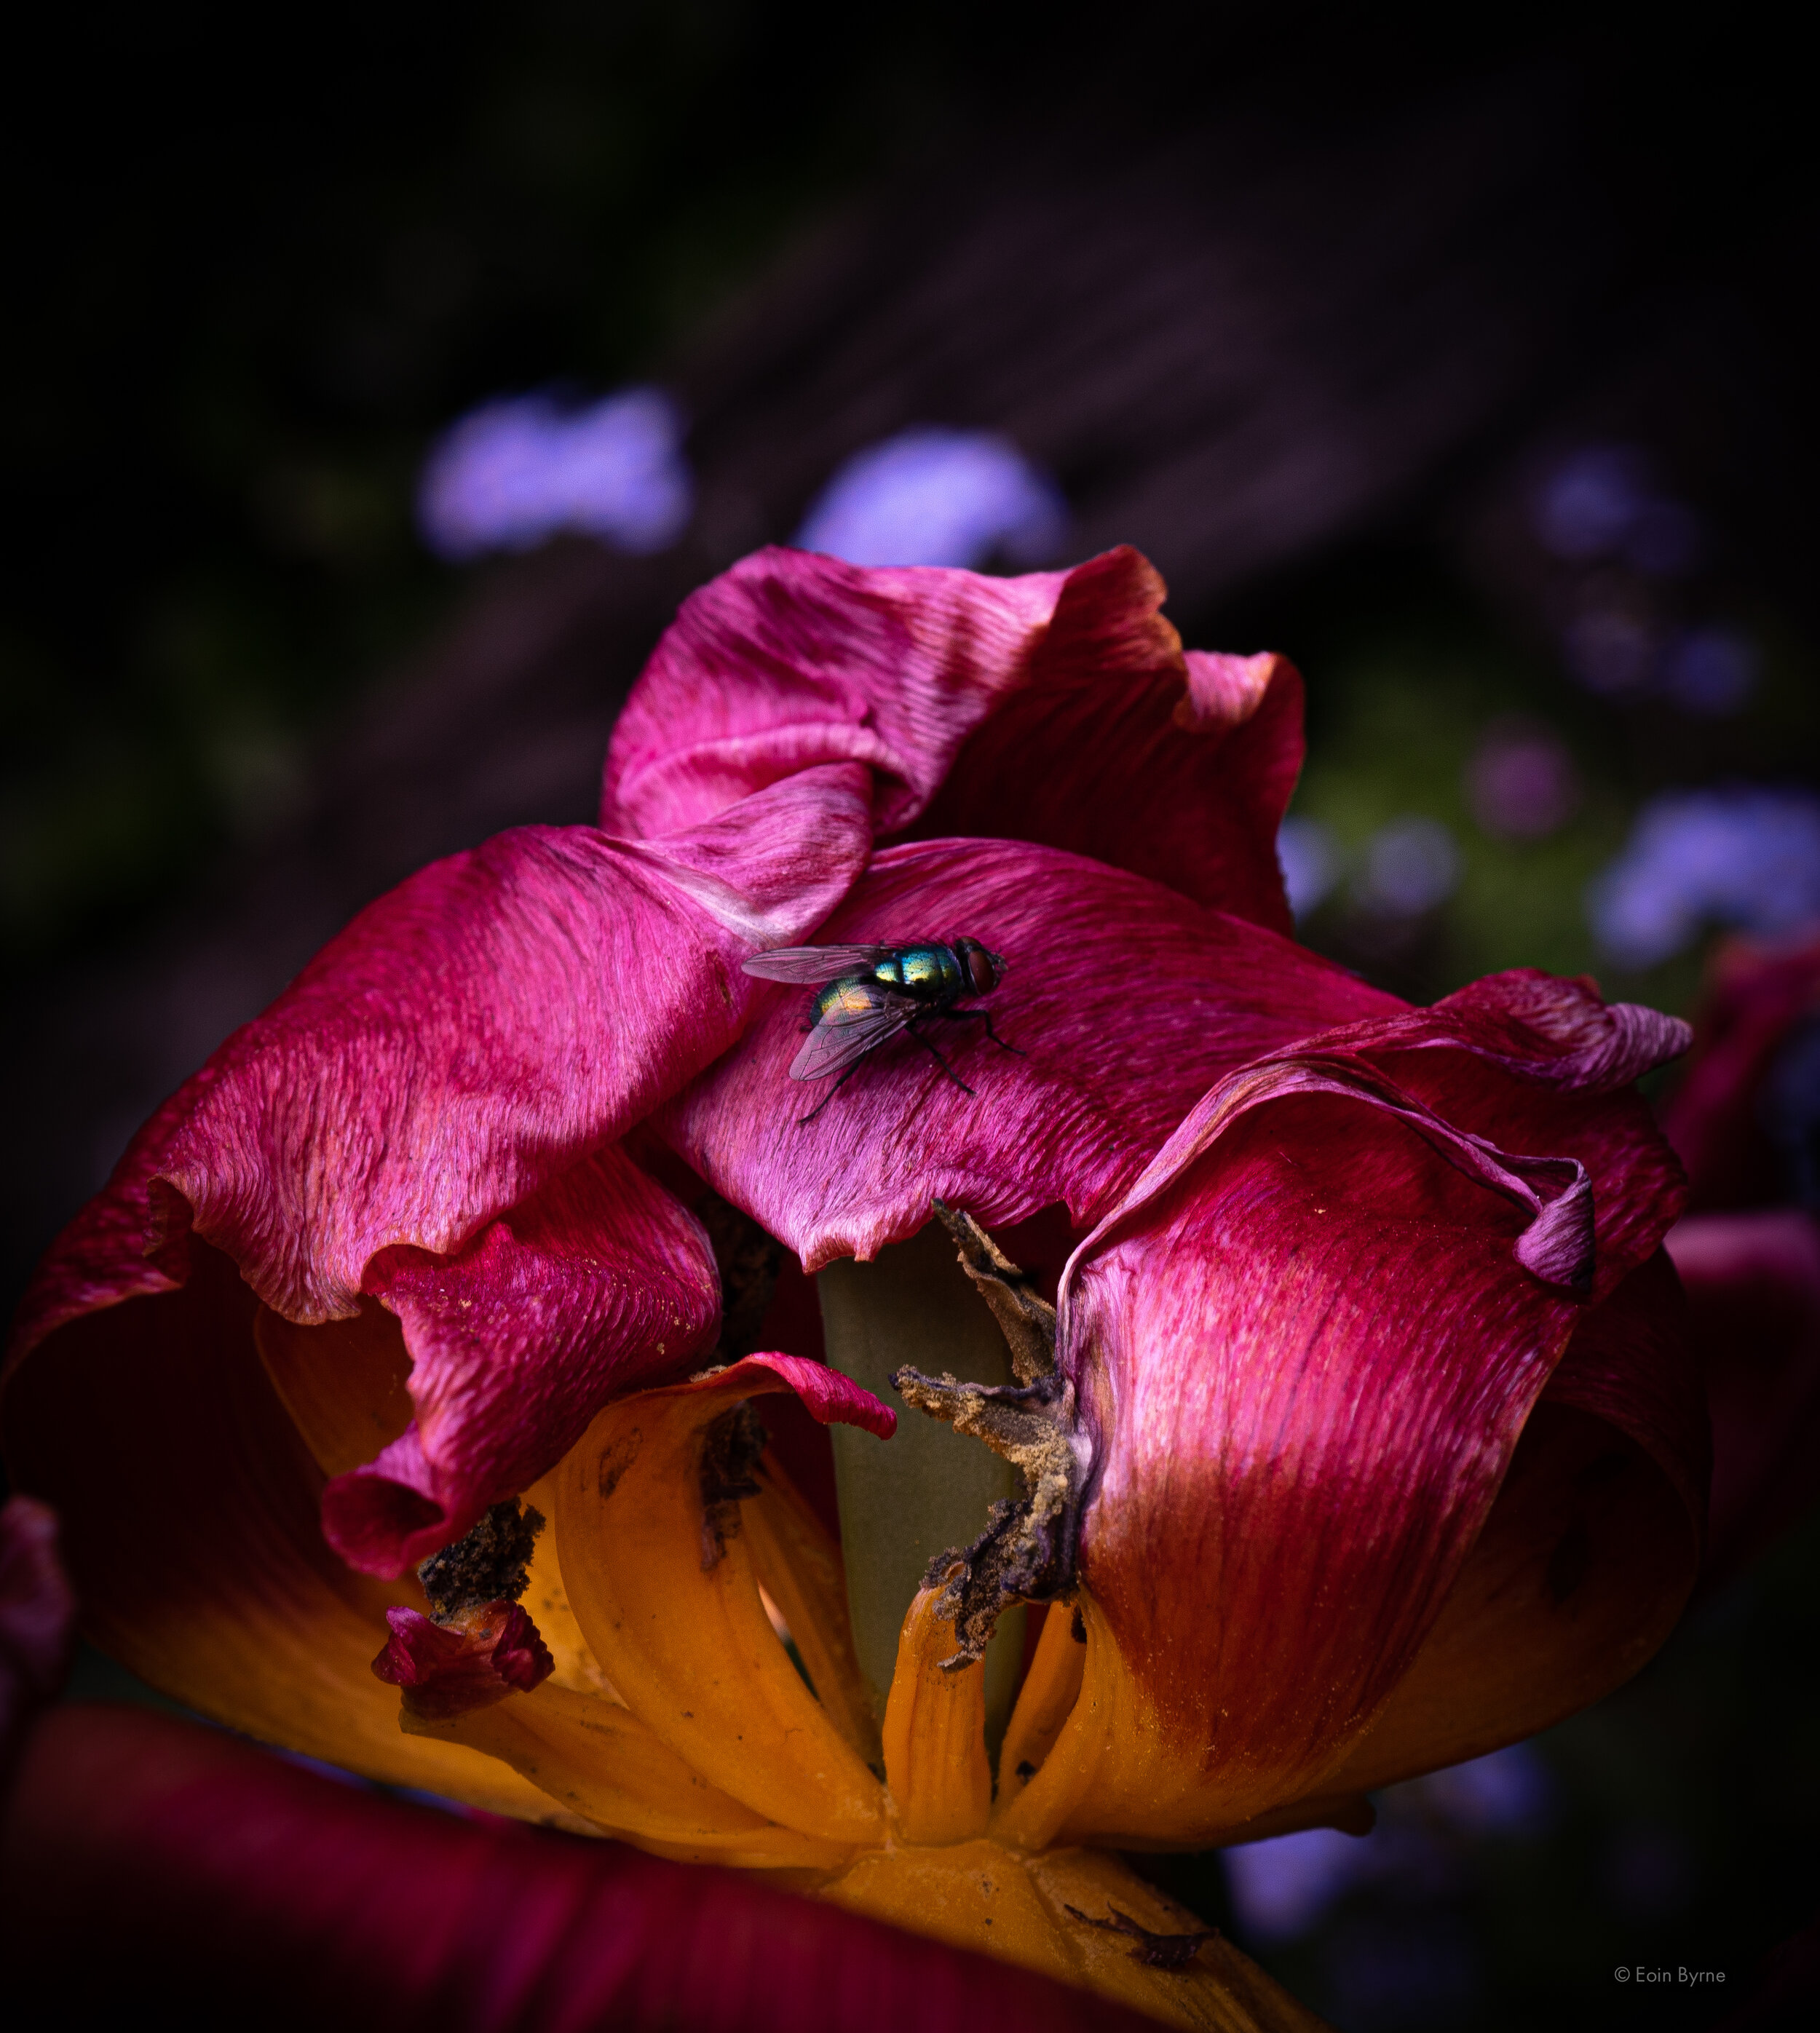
[1062,1904,1221,1970]
[931,1200,1059,1384]
[699,1400,769,1570]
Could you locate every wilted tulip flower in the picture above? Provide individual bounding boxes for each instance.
[3,548,1703,2029]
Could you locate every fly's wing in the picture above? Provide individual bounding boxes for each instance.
[742,944,903,986]
[789,984,919,1080]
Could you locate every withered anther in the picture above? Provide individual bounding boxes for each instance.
[417,1499,545,1625]
[892,1202,1088,1670]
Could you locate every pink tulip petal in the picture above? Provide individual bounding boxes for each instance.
[323,1143,721,1573]
[603,545,1299,927]
[662,839,1397,1269]
[602,546,1067,837]
[2,1704,1160,2032]
[12,763,869,1351]
[1032,973,1691,1834]
[906,593,1302,930]
[8,766,872,1578]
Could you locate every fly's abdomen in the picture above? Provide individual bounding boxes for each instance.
[814,976,882,1023]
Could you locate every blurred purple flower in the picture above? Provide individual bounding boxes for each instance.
[1467,724,1580,839]
[1276,815,1340,919]
[1356,817,1460,916]
[418,388,692,560]
[1664,626,1760,716]
[1587,788,1820,969]
[794,427,1067,568]
[1223,1747,1554,1945]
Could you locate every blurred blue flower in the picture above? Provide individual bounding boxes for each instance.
[418,387,693,560]
[1225,1826,1369,1943]
[1533,445,1701,576]
[1277,815,1340,919]
[794,427,1067,569]
[1357,817,1460,917]
[1587,788,1820,968]
[1664,625,1760,716]
[1406,1743,1554,1837]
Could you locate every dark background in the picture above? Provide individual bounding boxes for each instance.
[4,6,1818,2026]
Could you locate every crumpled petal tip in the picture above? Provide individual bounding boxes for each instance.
[371,1602,554,1721]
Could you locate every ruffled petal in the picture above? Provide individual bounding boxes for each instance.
[602,546,1068,837]
[7,766,870,1577]
[906,596,1302,930]
[1,1241,599,1813]
[371,1603,555,1721]
[603,545,1300,927]
[1002,978,1693,1844]
[662,839,1395,1268]
[2,1704,1166,2032]
[323,1144,719,1572]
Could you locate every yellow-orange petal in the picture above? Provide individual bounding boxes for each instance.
[818,1839,1326,2032]
[995,1601,1085,1812]
[881,1584,991,1845]
[553,1363,888,1849]
[405,1681,855,1868]
[743,1450,879,1764]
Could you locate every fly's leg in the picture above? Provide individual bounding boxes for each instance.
[798,1060,868,1125]
[942,1007,1027,1058]
[909,1021,975,1095]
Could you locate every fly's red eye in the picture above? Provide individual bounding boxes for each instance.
[966,945,996,994]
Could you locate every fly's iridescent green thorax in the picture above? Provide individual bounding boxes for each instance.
[743,936,1016,1121]
[815,943,963,1021]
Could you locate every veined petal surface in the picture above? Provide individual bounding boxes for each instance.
[602,546,1300,927]
[7,766,870,1575]
[1029,984,1695,1840]
[662,839,1394,1267]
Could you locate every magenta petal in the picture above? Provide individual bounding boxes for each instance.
[4,1705,1157,2032]
[371,1603,555,1720]
[663,838,1396,1267]
[703,1352,898,1439]
[1044,970,1691,1819]
[9,766,872,1577]
[323,1143,720,1573]
[602,544,1302,927]
[12,764,870,1353]
[905,560,1302,929]
[601,546,1068,837]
